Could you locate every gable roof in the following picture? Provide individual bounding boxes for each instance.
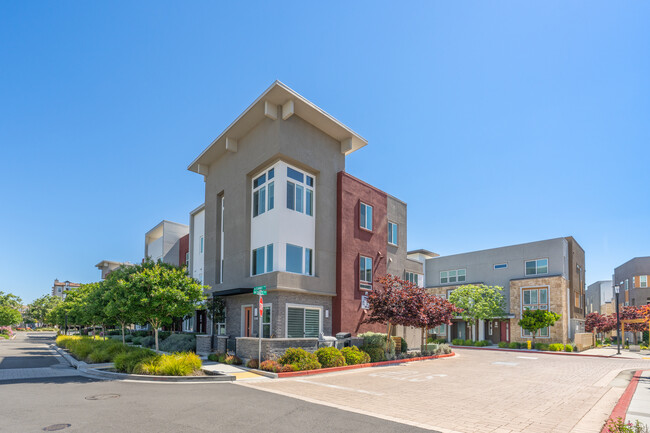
[188,81,367,174]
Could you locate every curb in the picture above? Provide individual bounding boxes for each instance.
[600,370,643,433]
[449,345,637,360]
[52,344,234,383]
[274,352,456,378]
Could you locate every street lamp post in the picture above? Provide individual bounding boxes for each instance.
[614,285,621,355]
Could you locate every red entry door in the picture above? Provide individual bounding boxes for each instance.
[244,307,252,337]
[500,321,510,342]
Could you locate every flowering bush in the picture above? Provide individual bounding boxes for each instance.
[259,360,280,372]
[605,417,649,433]
[0,326,13,336]
[246,359,259,369]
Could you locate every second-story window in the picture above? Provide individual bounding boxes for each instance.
[388,222,398,245]
[252,168,274,218]
[252,244,274,276]
[641,275,648,288]
[360,256,372,290]
[286,167,314,216]
[200,236,204,253]
[360,203,373,231]
[525,258,548,275]
[405,271,419,286]
[440,269,466,284]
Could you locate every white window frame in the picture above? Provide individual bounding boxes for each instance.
[360,202,373,231]
[183,313,195,333]
[360,255,372,290]
[285,303,323,338]
[525,258,549,276]
[440,268,466,284]
[286,243,312,276]
[261,304,272,338]
[285,165,314,216]
[405,271,419,286]
[641,275,648,288]
[252,167,275,218]
[520,285,551,339]
[252,244,274,276]
[388,221,398,246]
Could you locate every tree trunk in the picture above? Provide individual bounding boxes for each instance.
[121,323,126,345]
[154,326,159,352]
[386,322,392,357]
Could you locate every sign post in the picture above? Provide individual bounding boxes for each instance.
[254,286,266,363]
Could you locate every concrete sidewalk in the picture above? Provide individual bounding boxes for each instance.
[581,347,650,359]
[202,361,269,381]
[627,370,650,427]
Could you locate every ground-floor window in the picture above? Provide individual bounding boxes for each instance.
[262,306,272,338]
[287,306,320,338]
[183,314,195,332]
[215,322,226,335]
[429,324,446,337]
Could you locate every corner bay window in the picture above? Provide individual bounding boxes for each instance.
[360,256,372,290]
[253,168,274,218]
[252,244,273,276]
[287,307,320,338]
[286,244,313,275]
[286,167,313,216]
[360,202,373,231]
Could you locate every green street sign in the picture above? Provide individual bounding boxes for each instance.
[253,286,267,295]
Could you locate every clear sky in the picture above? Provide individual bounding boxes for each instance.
[1,2,648,304]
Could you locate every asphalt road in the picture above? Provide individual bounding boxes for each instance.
[0,333,430,433]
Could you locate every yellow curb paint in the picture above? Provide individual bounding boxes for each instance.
[232,372,263,380]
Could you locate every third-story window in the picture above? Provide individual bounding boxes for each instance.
[252,168,274,218]
[388,222,398,245]
[360,256,372,290]
[525,258,548,275]
[360,202,373,231]
[286,166,314,216]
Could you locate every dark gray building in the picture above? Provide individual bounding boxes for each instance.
[613,257,650,307]
[585,280,613,315]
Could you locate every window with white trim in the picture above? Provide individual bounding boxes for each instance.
[183,314,195,332]
[262,305,272,338]
[252,168,274,218]
[405,271,419,286]
[388,222,398,245]
[440,269,466,284]
[525,258,548,276]
[522,287,550,338]
[360,202,372,231]
[287,307,320,338]
[360,256,372,290]
[641,276,648,288]
[286,244,312,275]
[286,167,314,216]
[252,244,273,276]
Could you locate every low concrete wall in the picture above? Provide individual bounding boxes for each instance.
[574,332,595,352]
[196,335,212,355]
[235,338,318,361]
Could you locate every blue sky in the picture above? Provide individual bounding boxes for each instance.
[1,2,648,304]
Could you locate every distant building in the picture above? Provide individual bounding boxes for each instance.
[585,280,613,315]
[51,279,81,300]
[144,220,189,266]
[95,260,132,280]
[613,257,650,307]
[425,236,586,344]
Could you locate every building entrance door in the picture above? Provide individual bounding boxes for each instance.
[500,320,510,342]
[244,307,253,337]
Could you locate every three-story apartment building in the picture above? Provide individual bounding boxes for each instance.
[187,81,421,340]
[613,257,650,307]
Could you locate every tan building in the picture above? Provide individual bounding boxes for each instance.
[51,279,81,300]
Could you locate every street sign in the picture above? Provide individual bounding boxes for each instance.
[253,285,267,295]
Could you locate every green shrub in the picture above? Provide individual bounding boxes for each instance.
[134,352,201,376]
[246,359,259,369]
[114,349,158,373]
[508,342,520,349]
[207,352,223,362]
[140,336,155,349]
[108,330,121,336]
[278,348,321,370]
[132,330,149,338]
[159,333,196,353]
[498,341,508,348]
[462,339,473,346]
[314,347,346,368]
[565,344,574,352]
[158,331,172,341]
[534,343,549,351]
[548,343,564,352]
[474,340,490,347]
[131,337,142,345]
[451,339,464,345]
[423,343,439,354]
[124,335,133,343]
[358,332,387,348]
[341,346,371,365]
[88,348,112,363]
[280,364,298,372]
[437,344,451,355]
[360,346,386,363]
[260,360,280,372]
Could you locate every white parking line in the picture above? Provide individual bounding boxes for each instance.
[492,361,518,366]
[294,379,384,396]
[517,356,538,360]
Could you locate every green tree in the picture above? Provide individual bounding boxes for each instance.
[0,291,23,310]
[518,309,561,345]
[28,295,61,326]
[0,305,22,327]
[103,265,139,344]
[448,284,507,341]
[128,260,205,351]
[204,296,226,335]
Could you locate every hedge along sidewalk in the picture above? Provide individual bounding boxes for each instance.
[52,343,234,383]
[449,345,638,360]
[251,352,456,379]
